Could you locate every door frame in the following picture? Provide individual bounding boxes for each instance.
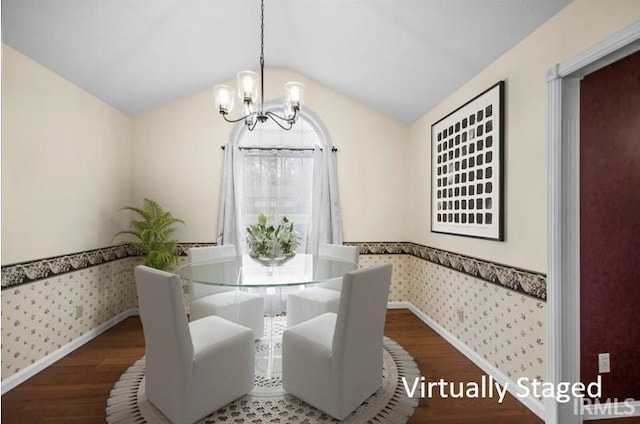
[546,21,640,424]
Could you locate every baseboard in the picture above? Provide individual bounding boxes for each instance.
[1,308,139,395]
[390,301,546,420]
[582,400,640,420]
[387,301,409,309]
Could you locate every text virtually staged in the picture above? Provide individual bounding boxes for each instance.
[403,374,633,407]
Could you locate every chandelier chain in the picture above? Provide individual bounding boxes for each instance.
[260,0,265,68]
[259,0,265,111]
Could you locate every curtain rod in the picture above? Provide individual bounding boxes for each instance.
[221,146,338,152]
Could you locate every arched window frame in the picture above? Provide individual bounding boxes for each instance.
[217,102,342,255]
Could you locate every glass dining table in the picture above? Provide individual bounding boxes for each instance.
[177,253,358,380]
[178,253,357,290]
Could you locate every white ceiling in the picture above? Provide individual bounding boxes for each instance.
[2,0,572,122]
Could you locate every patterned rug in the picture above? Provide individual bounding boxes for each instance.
[107,317,420,423]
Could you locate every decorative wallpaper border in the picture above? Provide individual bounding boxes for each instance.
[1,245,134,289]
[347,242,547,300]
[2,242,546,300]
[0,243,218,290]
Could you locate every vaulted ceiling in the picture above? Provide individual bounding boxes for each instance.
[2,0,572,122]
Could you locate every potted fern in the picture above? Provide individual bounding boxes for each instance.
[115,198,185,271]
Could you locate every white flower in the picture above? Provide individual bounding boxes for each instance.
[246,214,300,257]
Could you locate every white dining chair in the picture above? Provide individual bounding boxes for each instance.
[189,245,264,339]
[285,243,359,327]
[282,263,392,420]
[135,265,254,424]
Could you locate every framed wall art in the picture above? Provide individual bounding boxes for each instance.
[431,81,504,240]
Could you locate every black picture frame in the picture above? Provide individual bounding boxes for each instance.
[430,81,505,241]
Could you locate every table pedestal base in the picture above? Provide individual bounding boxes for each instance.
[254,315,287,389]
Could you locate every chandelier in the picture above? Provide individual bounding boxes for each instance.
[213,0,304,131]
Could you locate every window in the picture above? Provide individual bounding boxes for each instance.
[218,105,342,254]
[241,151,314,252]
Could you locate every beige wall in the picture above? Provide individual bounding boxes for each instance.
[3,0,638,268]
[3,1,639,268]
[1,46,133,265]
[407,0,640,273]
[132,68,409,244]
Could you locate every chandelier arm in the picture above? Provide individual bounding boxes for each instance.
[265,112,295,130]
[247,116,261,132]
[265,108,299,123]
[222,111,254,124]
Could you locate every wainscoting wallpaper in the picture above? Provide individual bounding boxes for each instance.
[1,257,138,380]
[1,242,547,391]
[358,253,546,392]
[359,254,412,302]
[408,256,546,385]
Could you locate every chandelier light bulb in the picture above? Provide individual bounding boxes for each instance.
[237,71,259,103]
[285,82,305,107]
[214,84,235,114]
[243,76,253,93]
[220,89,230,104]
[289,86,300,102]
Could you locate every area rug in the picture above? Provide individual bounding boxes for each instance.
[107,317,420,423]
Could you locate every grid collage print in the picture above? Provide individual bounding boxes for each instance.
[435,105,495,225]
[431,81,503,240]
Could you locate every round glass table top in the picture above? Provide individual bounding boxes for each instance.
[177,254,358,288]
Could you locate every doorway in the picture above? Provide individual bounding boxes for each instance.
[546,22,640,424]
[579,50,640,410]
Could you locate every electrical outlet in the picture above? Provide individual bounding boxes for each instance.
[75,305,84,319]
[598,353,610,373]
[457,309,465,323]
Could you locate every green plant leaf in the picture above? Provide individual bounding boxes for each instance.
[114,198,185,270]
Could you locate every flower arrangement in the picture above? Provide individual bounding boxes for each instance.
[246,213,300,258]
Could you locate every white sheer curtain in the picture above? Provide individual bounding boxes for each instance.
[216,109,342,254]
[216,144,244,248]
[240,149,314,253]
[308,147,342,254]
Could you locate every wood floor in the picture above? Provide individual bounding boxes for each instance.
[2,310,637,423]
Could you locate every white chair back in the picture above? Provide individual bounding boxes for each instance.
[188,245,237,298]
[318,243,359,263]
[331,264,392,408]
[135,266,193,415]
[317,243,359,291]
[189,245,237,263]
